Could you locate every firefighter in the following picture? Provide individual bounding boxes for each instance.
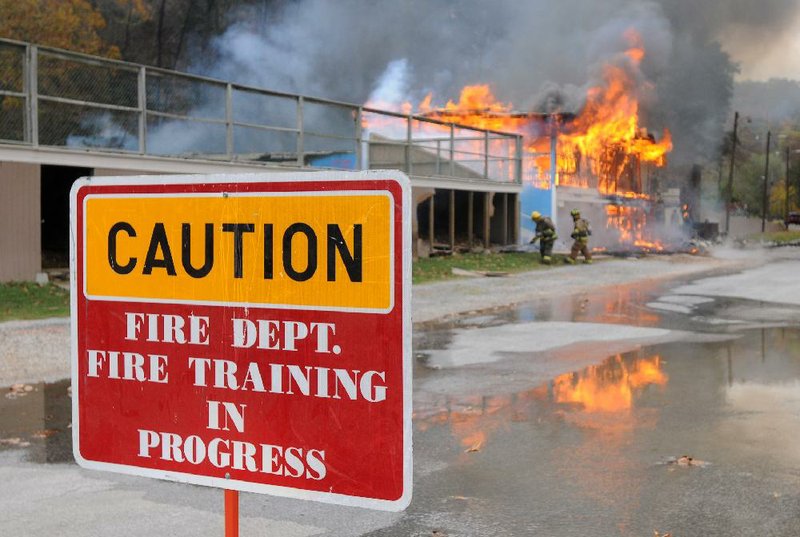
[566,209,592,264]
[529,211,557,264]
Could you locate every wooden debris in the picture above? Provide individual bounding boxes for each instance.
[451,267,510,278]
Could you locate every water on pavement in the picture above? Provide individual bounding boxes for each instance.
[3,278,800,536]
[393,282,800,536]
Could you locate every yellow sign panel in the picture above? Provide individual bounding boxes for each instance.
[84,192,393,311]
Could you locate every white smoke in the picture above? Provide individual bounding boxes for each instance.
[365,58,412,111]
[139,0,799,163]
[66,113,138,151]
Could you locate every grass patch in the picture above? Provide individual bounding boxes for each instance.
[0,282,70,322]
[0,254,579,319]
[749,230,800,244]
[413,252,571,284]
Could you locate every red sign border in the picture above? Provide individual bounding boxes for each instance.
[69,170,412,511]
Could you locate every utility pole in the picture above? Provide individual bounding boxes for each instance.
[786,146,791,229]
[762,130,771,233]
[549,114,558,220]
[725,111,739,235]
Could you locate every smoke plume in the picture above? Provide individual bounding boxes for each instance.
[190,0,799,168]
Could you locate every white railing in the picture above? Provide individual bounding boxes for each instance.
[0,38,522,184]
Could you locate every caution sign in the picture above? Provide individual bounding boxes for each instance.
[70,172,411,510]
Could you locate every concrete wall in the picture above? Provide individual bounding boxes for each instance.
[1,156,523,277]
[93,168,156,177]
[412,187,434,259]
[368,137,486,181]
[729,216,785,238]
[0,162,41,281]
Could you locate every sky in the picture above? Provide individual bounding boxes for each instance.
[720,10,800,80]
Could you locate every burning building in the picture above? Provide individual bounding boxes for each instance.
[0,27,703,281]
[385,31,690,254]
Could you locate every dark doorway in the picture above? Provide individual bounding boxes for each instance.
[41,165,92,268]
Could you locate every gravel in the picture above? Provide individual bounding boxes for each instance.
[411,251,756,324]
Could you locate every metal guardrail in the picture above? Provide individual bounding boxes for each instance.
[0,38,522,184]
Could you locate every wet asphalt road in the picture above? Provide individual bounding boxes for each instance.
[393,296,800,536]
[3,272,800,536]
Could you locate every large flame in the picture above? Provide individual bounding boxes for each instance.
[418,85,522,131]
[556,32,672,193]
[374,30,672,197]
[363,31,675,251]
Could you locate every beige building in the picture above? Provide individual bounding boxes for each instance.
[0,39,522,282]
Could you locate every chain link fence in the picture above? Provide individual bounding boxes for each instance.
[0,41,26,143]
[0,38,522,184]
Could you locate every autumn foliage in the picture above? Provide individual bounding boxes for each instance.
[0,0,119,57]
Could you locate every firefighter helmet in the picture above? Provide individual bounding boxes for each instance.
[570,209,581,218]
[531,211,542,221]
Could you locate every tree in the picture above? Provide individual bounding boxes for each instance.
[0,0,119,57]
[112,0,152,58]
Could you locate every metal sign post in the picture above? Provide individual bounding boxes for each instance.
[70,171,412,521]
[225,489,238,537]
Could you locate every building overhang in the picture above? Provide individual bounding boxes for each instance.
[408,174,522,193]
[0,144,523,194]
[0,144,290,175]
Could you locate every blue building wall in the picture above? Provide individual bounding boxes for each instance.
[520,183,554,236]
[307,152,357,170]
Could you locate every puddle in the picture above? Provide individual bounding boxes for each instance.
[0,379,72,463]
[421,321,670,369]
[4,266,800,535]
[396,320,800,536]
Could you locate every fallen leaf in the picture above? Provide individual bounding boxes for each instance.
[6,384,33,398]
[666,454,708,467]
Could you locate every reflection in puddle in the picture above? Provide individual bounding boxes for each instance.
[416,350,668,453]
[553,354,667,414]
[422,321,669,369]
[508,284,667,327]
[721,381,800,466]
[410,325,800,532]
[553,355,667,414]
[716,327,800,468]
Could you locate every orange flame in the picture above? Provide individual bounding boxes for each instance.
[418,85,523,131]
[556,29,671,193]
[362,31,677,251]
[365,30,672,196]
[414,352,669,452]
[553,355,667,413]
[557,54,672,194]
[605,204,665,251]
